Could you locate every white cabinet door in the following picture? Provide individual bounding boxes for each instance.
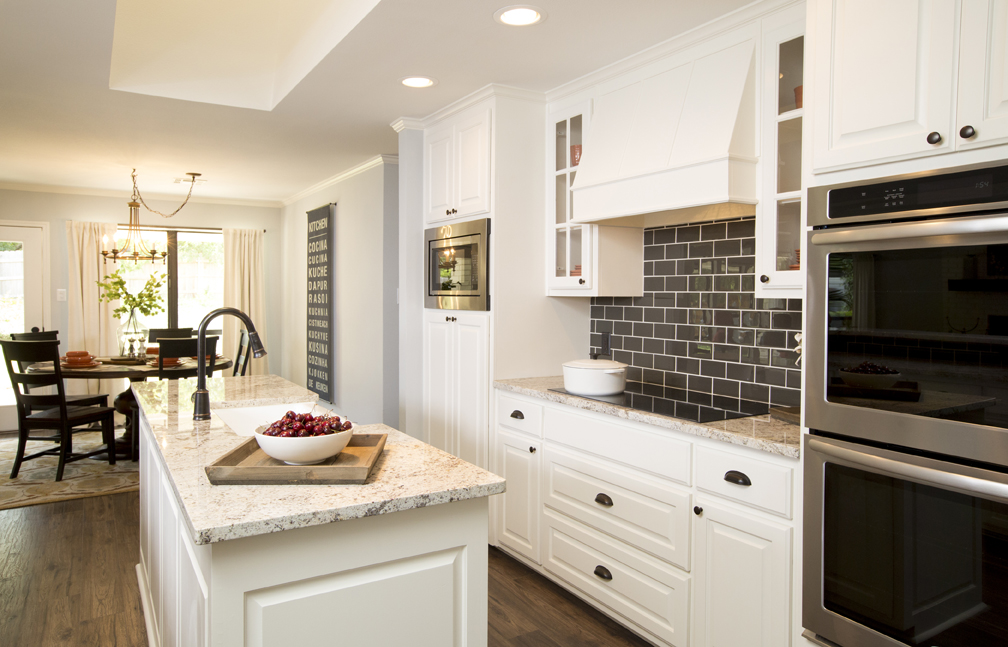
[693,502,791,647]
[424,122,455,224]
[423,104,491,224]
[422,310,455,453]
[454,312,489,469]
[813,0,958,171]
[958,0,1008,150]
[455,107,492,218]
[497,428,541,563]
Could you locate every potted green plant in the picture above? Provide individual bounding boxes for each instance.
[97,268,166,358]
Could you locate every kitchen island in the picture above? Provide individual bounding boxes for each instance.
[134,375,505,647]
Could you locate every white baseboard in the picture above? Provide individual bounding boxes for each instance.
[135,563,160,647]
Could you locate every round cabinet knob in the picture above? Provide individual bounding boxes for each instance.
[529,446,536,454]
[927,131,943,145]
[445,316,450,322]
[445,209,451,216]
[760,275,770,284]
[451,208,457,214]
[578,278,585,285]
[693,505,703,516]
[960,125,977,139]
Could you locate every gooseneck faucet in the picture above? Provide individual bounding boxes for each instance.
[192,307,267,421]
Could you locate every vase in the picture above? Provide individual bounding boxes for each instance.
[117,307,148,359]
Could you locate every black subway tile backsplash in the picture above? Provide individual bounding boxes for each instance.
[589,216,802,423]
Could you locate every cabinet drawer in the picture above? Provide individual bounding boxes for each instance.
[497,394,543,436]
[695,445,793,519]
[544,407,691,485]
[544,445,691,570]
[543,509,689,647]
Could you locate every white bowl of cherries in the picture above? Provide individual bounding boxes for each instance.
[254,410,355,465]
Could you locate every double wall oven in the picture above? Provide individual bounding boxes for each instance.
[804,163,1008,647]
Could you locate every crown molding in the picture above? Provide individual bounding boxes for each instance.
[391,117,424,132]
[282,154,398,206]
[546,0,801,104]
[421,83,545,128]
[0,181,283,208]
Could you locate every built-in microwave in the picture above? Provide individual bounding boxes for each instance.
[424,218,490,311]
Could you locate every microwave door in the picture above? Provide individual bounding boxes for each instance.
[429,234,481,296]
[806,213,1008,464]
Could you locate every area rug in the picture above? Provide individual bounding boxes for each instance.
[0,431,139,510]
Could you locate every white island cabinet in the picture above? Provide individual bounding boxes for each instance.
[134,375,505,647]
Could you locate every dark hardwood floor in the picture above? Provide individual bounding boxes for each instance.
[489,545,654,647]
[0,492,147,646]
[0,492,653,646]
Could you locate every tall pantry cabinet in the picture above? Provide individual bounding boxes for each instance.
[419,87,553,471]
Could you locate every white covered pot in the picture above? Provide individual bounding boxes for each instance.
[562,359,628,397]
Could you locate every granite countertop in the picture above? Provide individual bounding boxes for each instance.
[133,375,506,545]
[495,376,800,459]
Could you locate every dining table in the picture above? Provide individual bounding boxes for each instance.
[28,355,233,459]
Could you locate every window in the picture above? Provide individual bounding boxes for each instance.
[112,228,224,329]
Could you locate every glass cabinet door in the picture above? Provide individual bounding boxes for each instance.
[549,107,592,290]
[758,13,805,296]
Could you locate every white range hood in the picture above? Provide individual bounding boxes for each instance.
[571,36,758,228]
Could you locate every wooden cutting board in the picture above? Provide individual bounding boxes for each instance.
[205,433,387,485]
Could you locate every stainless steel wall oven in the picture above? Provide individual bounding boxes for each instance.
[424,218,490,311]
[804,163,1008,647]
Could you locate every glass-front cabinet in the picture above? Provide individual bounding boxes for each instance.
[549,104,593,292]
[757,10,805,296]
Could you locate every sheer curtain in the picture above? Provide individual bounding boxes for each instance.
[223,229,268,375]
[66,221,122,395]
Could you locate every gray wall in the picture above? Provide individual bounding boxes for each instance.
[279,159,399,426]
[0,187,283,366]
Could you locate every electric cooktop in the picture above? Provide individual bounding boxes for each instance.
[549,385,753,424]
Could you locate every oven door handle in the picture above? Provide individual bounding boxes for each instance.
[810,213,1008,246]
[808,437,1008,502]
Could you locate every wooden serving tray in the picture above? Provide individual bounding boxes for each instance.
[205,433,387,485]
[828,379,922,402]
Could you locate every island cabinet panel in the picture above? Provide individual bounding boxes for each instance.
[160,477,180,647]
[209,498,488,647]
[244,548,461,646]
[496,428,541,563]
[692,502,792,647]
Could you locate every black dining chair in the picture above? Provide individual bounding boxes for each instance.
[0,339,116,481]
[156,336,217,381]
[233,329,251,377]
[147,328,194,343]
[8,329,109,411]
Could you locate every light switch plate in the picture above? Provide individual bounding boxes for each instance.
[56,289,66,302]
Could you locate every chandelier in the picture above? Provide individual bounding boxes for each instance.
[102,168,201,264]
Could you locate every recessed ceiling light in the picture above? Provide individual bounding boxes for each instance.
[401,76,436,88]
[494,5,546,26]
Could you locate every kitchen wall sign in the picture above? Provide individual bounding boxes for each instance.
[307,203,335,401]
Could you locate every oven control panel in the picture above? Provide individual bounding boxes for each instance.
[828,164,1008,219]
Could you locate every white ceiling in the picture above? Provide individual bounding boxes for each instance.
[0,0,753,204]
